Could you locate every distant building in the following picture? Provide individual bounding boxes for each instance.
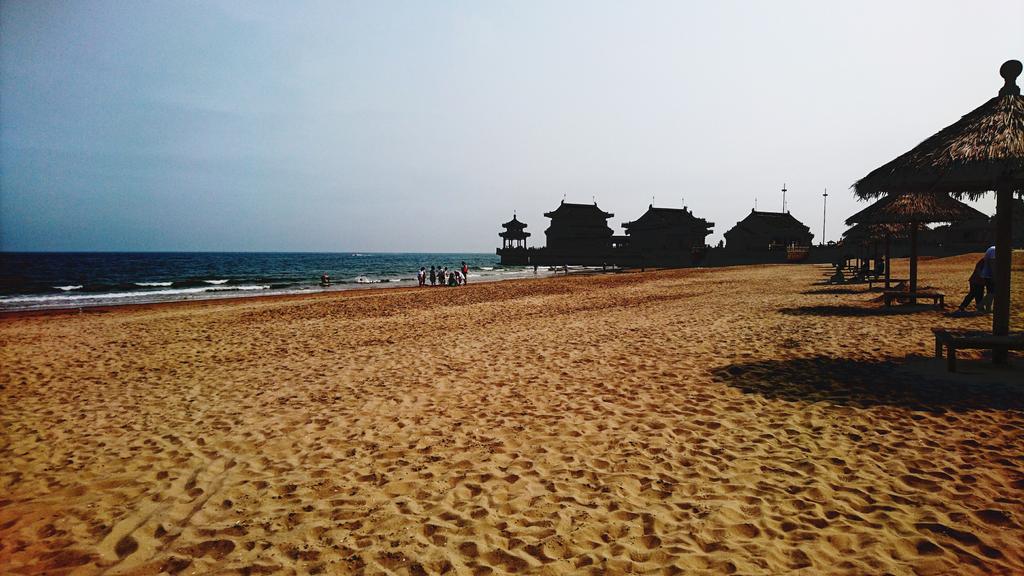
[724,210,814,252]
[544,201,615,253]
[495,200,832,268]
[934,216,991,249]
[622,205,714,254]
[934,198,1024,249]
[496,214,531,264]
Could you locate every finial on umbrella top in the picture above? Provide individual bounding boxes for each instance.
[998,59,1022,96]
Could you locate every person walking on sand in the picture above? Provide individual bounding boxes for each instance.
[461,261,469,284]
[980,245,996,312]
[957,257,987,312]
[429,266,436,286]
[418,267,426,287]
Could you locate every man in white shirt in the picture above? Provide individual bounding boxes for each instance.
[980,245,996,312]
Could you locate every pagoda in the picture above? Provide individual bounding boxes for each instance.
[496,214,531,264]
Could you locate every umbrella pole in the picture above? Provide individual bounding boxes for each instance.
[993,185,1013,364]
[873,240,878,274]
[885,234,891,289]
[909,224,918,302]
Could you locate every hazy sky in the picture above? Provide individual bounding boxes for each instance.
[2,1,1021,252]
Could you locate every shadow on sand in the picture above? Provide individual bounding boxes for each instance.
[711,356,1023,412]
[778,304,937,317]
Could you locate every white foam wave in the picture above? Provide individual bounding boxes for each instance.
[55,285,83,291]
[135,282,173,287]
[204,279,229,285]
[0,285,271,305]
[354,276,380,284]
[220,285,269,291]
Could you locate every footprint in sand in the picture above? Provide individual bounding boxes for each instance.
[974,509,1015,527]
[458,541,479,558]
[114,535,138,558]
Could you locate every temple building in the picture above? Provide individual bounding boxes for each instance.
[622,205,714,254]
[496,214,530,264]
[934,198,1023,249]
[724,210,814,252]
[494,200,833,268]
[543,201,615,253]
[933,216,992,249]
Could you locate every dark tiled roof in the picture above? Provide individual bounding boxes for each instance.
[622,205,713,232]
[501,215,528,230]
[544,201,614,219]
[731,210,811,234]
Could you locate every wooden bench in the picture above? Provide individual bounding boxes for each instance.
[932,329,1024,372]
[868,277,908,289]
[826,275,864,285]
[883,291,944,307]
[826,271,884,285]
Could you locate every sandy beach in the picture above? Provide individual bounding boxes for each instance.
[1,254,1022,575]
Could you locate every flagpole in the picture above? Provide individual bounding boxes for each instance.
[821,188,828,245]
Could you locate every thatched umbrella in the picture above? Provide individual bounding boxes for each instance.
[841,223,886,274]
[842,222,922,288]
[854,60,1022,350]
[846,192,987,297]
[843,222,909,242]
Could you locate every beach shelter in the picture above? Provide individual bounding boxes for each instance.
[854,60,1023,349]
[842,222,921,289]
[840,223,885,275]
[846,192,987,296]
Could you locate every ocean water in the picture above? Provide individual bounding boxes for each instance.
[0,252,536,311]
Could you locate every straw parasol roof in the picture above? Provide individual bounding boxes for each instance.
[854,60,1024,200]
[845,191,988,226]
[841,222,919,243]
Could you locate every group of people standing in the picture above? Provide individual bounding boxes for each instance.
[958,245,997,313]
[418,262,470,287]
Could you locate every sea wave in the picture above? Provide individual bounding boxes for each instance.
[1,253,509,310]
[220,285,270,291]
[0,284,272,306]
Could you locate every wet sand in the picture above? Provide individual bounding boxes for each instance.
[1,253,1022,575]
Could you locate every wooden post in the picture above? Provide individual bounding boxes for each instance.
[884,233,892,289]
[909,224,918,302]
[993,186,1013,364]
